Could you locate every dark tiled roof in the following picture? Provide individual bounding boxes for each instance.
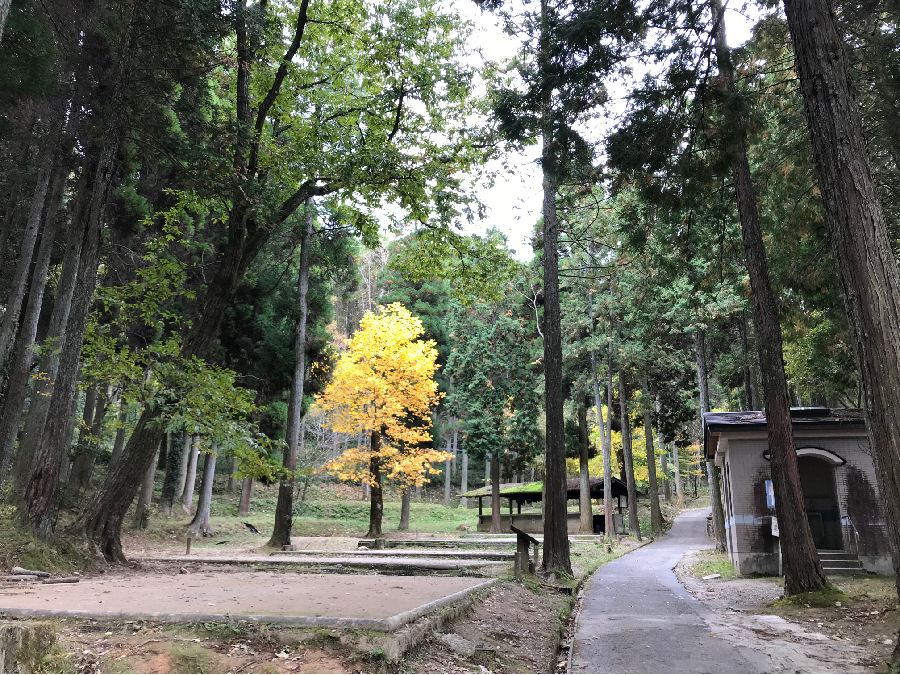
[702,408,865,458]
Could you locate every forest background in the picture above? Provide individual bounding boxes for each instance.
[1,0,900,653]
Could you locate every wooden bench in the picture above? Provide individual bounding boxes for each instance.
[510,525,540,578]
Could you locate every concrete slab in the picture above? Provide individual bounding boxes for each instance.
[0,572,495,631]
[137,555,507,570]
[270,549,514,561]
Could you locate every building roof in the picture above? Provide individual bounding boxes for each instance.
[702,408,865,460]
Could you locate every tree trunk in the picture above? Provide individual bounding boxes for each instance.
[619,368,641,540]
[226,457,238,494]
[161,431,186,516]
[399,487,410,531]
[443,433,452,507]
[642,376,663,537]
[0,0,10,42]
[66,388,107,504]
[695,331,727,552]
[740,311,758,409]
[0,127,60,377]
[131,444,159,530]
[603,346,614,535]
[181,435,200,514]
[174,430,190,499]
[366,430,383,538]
[490,452,501,534]
[268,205,313,548]
[237,477,252,517]
[657,400,671,502]
[0,156,66,482]
[459,446,468,508]
[109,406,128,470]
[781,0,900,629]
[673,443,683,508]
[578,403,592,534]
[187,444,217,537]
[539,122,572,576]
[19,165,106,537]
[712,0,828,595]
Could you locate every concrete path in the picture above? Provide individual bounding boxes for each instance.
[570,509,758,674]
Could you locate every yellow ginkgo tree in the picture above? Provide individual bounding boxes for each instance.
[317,303,449,537]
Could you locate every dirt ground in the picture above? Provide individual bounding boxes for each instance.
[403,580,570,674]
[676,550,899,673]
[0,570,486,623]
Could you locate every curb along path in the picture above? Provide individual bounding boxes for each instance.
[570,509,758,674]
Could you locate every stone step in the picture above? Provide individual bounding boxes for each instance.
[822,565,864,575]
[817,549,857,561]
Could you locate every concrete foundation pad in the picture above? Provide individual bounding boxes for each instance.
[0,572,495,631]
[138,555,507,570]
[269,549,515,560]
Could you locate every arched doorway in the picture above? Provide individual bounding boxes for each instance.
[798,454,843,550]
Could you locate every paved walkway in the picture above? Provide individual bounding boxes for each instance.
[570,509,758,674]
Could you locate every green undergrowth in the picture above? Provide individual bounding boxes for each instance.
[772,585,850,608]
[0,506,89,572]
[690,551,736,579]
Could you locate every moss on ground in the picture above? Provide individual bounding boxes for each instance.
[772,585,850,608]
[0,506,89,572]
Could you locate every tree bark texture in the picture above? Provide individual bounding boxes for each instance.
[174,430,190,500]
[109,406,128,471]
[19,168,105,537]
[366,430,383,538]
[444,432,452,507]
[268,206,313,548]
[226,457,238,494]
[619,369,641,540]
[0,123,61,378]
[490,453,501,534]
[65,388,107,504]
[673,443,683,508]
[642,377,663,536]
[0,0,10,42]
[237,477,252,517]
[657,400,671,502]
[459,446,468,508]
[782,0,900,614]
[187,445,216,537]
[161,431,186,516]
[181,435,200,513]
[578,403,592,534]
[399,488,410,531]
[695,331,727,552]
[131,445,159,530]
[540,146,572,575]
[0,154,66,482]
[712,0,828,594]
[603,349,615,535]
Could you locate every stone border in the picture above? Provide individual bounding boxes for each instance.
[136,555,506,570]
[0,579,497,632]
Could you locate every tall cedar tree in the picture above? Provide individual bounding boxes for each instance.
[710,0,827,593]
[781,0,900,646]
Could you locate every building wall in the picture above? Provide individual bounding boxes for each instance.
[720,430,891,576]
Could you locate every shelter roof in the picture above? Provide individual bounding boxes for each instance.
[459,477,633,502]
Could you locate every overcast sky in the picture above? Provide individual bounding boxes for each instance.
[455,1,757,261]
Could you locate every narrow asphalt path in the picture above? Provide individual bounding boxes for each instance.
[570,508,758,674]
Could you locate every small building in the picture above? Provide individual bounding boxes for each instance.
[459,478,632,534]
[703,408,891,576]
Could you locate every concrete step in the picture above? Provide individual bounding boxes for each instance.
[817,549,856,561]
[272,549,515,561]
[822,565,864,575]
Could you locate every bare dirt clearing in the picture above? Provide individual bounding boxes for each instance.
[677,550,898,673]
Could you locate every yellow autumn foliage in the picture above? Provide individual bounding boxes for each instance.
[316,303,450,488]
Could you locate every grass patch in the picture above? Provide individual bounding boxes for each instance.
[168,644,214,674]
[689,551,736,579]
[772,585,850,608]
[0,506,89,572]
